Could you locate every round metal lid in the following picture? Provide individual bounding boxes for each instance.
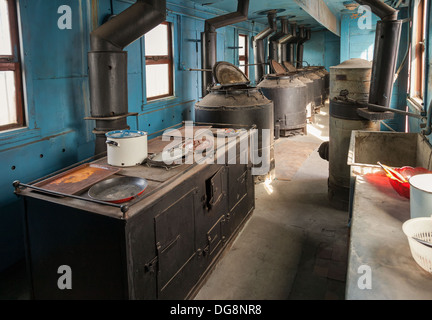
[270,60,288,75]
[213,61,250,86]
[106,130,147,139]
[283,61,297,73]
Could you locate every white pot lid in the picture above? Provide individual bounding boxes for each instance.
[106,130,147,139]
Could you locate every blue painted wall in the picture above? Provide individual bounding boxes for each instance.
[340,10,378,62]
[1,0,95,273]
[303,30,341,70]
[0,0,264,272]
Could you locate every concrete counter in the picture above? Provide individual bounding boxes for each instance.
[346,172,432,300]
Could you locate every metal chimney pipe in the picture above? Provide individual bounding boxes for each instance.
[354,0,401,109]
[269,18,287,62]
[252,11,277,83]
[281,18,290,35]
[355,0,398,21]
[90,0,166,51]
[296,26,310,68]
[278,19,294,63]
[287,23,298,64]
[88,0,166,154]
[201,0,250,97]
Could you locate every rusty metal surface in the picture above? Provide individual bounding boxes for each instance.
[270,60,288,75]
[162,125,212,139]
[33,163,120,195]
[213,61,250,85]
[147,136,182,154]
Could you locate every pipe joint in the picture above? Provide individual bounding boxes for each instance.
[90,0,166,52]
[204,0,249,32]
[355,0,399,21]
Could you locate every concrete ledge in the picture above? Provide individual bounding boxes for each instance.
[346,173,432,300]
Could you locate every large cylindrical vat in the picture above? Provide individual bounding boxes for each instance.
[195,62,275,182]
[258,73,307,136]
[301,69,322,111]
[321,68,330,100]
[313,66,330,102]
[195,87,274,147]
[326,58,378,210]
[328,100,380,210]
[306,67,326,109]
[296,72,315,122]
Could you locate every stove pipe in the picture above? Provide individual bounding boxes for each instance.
[354,0,401,109]
[201,0,250,97]
[268,17,289,62]
[88,0,166,154]
[286,22,298,65]
[278,19,295,63]
[252,11,277,83]
[296,27,311,69]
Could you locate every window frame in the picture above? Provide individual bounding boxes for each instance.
[0,0,24,131]
[238,33,249,77]
[409,0,427,106]
[145,21,174,102]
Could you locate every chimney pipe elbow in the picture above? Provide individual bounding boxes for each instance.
[204,0,250,32]
[252,12,277,42]
[90,0,166,51]
[355,0,398,21]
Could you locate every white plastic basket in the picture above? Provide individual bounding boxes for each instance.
[402,217,432,274]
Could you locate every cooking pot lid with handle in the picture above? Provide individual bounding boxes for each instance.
[106,130,147,139]
[213,61,250,87]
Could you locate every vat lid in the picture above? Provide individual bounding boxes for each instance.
[283,61,297,72]
[213,61,250,86]
[270,60,288,75]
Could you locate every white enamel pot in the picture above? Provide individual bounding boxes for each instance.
[409,174,432,219]
[106,130,148,167]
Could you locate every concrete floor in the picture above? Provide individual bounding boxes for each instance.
[194,104,350,300]
[0,103,350,300]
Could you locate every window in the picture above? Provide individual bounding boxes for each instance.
[238,34,248,77]
[0,0,24,131]
[410,0,427,102]
[145,22,173,101]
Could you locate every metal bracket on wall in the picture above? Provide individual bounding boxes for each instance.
[357,108,395,121]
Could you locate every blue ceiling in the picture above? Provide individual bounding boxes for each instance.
[189,0,408,32]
